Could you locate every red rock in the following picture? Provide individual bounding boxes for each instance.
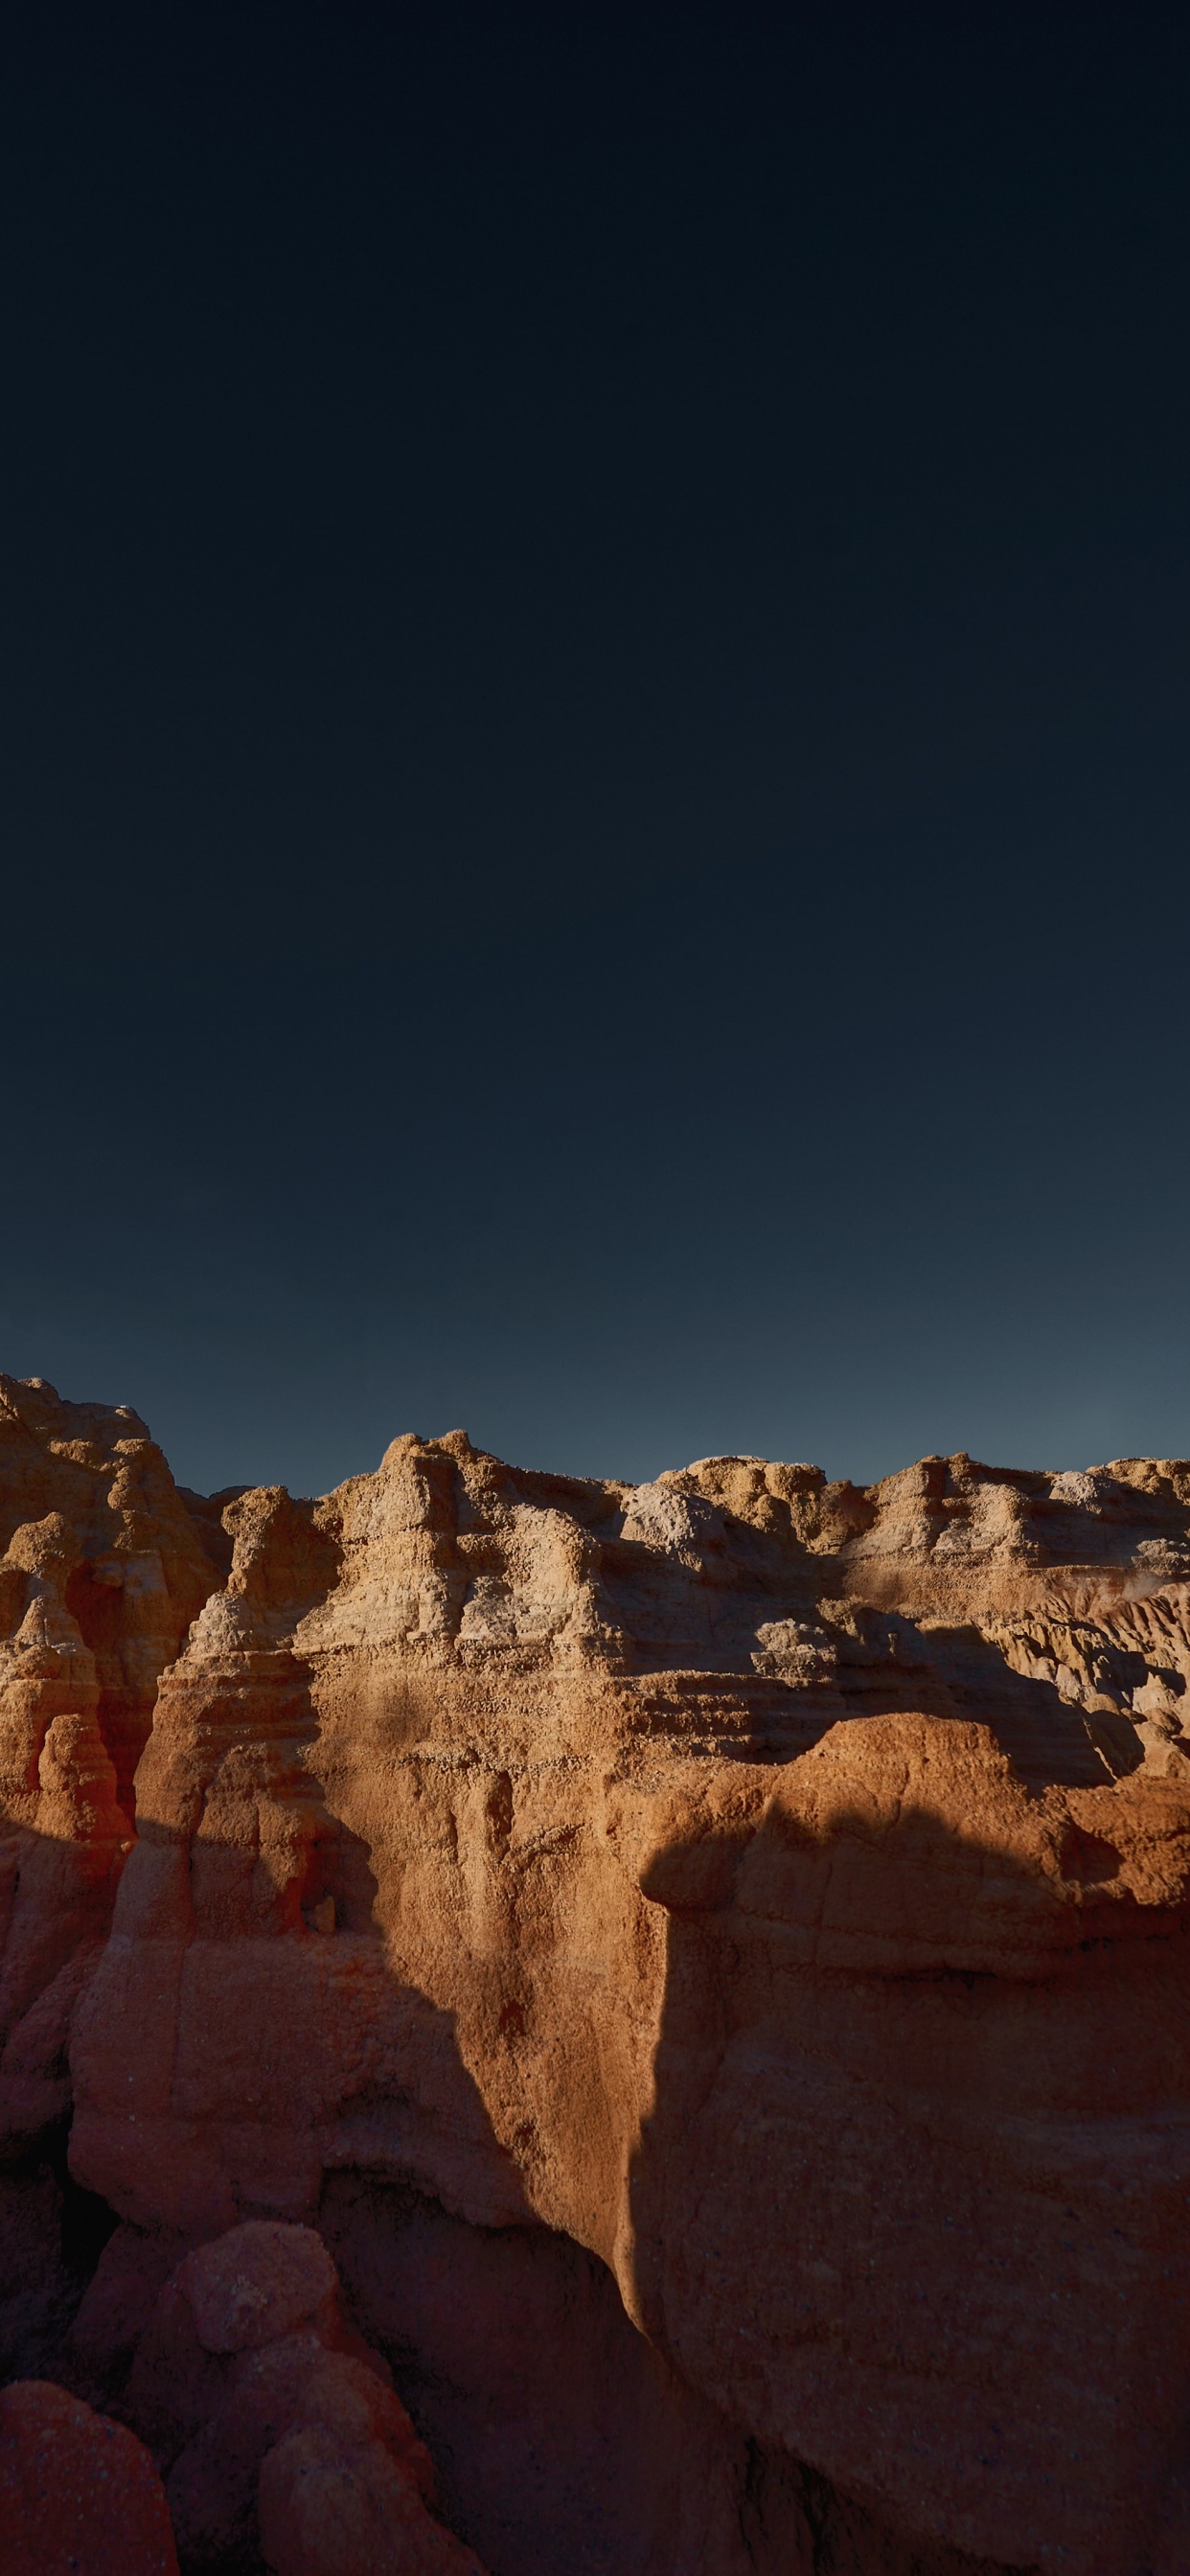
[117,2220,482,2573]
[177,2219,340,2354]
[0,2379,177,2575]
[0,1377,221,2172]
[61,2221,192,2408]
[258,2415,484,2576]
[10,1393,1190,2570]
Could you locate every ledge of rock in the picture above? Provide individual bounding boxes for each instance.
[4,1374,1190,2573]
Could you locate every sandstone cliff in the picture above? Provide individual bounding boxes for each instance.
[4,1372,1190,2574]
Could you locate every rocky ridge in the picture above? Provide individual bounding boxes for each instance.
[3,1373,1190,2573]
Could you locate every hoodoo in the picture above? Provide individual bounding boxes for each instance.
[2,1370,1190,2574]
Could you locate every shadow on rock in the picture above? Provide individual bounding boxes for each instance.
[629,1714,1190,2576]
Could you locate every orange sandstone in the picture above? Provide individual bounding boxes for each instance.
[4,1375,1190,2571]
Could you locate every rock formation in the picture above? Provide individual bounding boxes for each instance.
[114,2218,485,2575]
[0,2375,178,2574]
[4,1371,1190,2573]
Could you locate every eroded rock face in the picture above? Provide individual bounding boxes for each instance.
[0,1375,224,2165]
[5,1384,1190,2572]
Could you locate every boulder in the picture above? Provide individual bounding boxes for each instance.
[0,2377,177,2575]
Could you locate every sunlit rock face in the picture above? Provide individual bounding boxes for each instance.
[4,1373,1190,2574]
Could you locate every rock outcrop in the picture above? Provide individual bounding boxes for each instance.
[5,1373,1190,2573]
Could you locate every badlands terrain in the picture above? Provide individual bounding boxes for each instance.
[2,1372,1190,2574]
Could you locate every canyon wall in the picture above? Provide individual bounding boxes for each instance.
[3,1373,1190,2573]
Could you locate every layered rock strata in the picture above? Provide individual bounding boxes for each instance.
[4,1373,1190,2573]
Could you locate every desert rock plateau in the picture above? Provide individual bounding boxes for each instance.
[3,1373,1190,2573]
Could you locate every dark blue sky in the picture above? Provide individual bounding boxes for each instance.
[4,1,1189,1498]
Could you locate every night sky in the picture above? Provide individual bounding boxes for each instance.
[4,2,1189,1498]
